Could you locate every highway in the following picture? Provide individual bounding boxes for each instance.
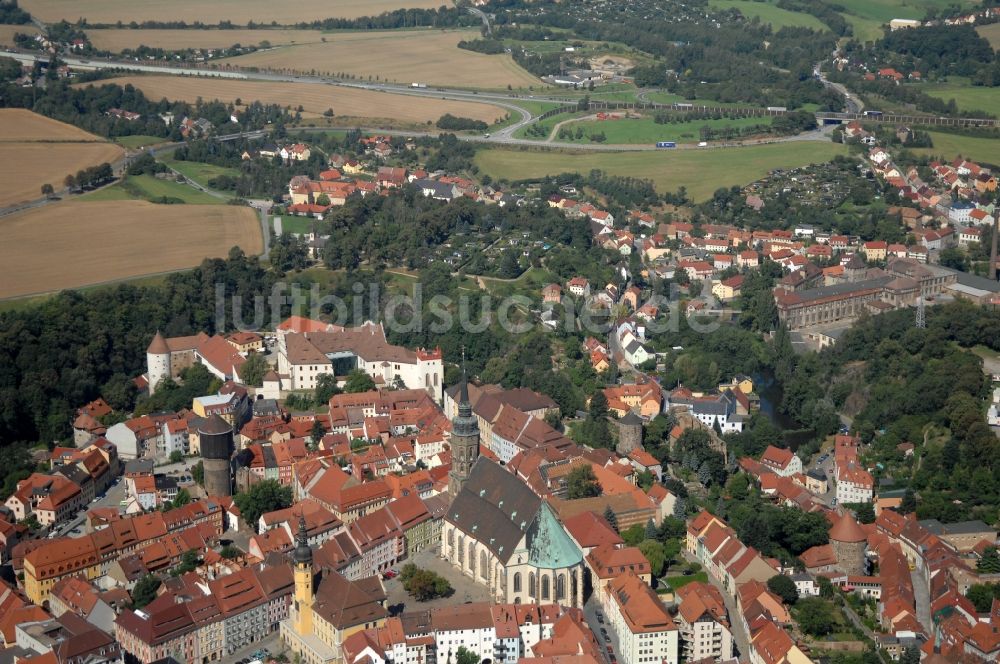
[8,48,996,142]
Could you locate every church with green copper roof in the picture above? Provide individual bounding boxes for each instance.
[442,456,585,608]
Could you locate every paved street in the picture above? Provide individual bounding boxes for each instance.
[911,567,931,631]
[583,595,619,664]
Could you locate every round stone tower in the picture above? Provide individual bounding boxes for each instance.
[616,411,643,455]
[199,415,234,497]
[146,331,171,395]
[830,513,868,575]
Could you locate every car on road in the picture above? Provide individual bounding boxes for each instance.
[383,570,397,579]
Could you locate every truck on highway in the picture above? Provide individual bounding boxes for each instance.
[863,110,883,117]
[411,82,427,88]
[655,141,677,148]
[766,106,787,112]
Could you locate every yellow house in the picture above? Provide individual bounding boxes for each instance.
[227,331,263,353]
[591,352,610,373]
[342,160,364,175]
[192,394,239,426]
[718,375,754,396]
[24,537,103,604]
[863,241,887,261]
[281,519,388,664]
[711,275,744,301]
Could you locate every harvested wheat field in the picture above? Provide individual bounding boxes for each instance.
[0,24,38,47]
[86,28,326,51]
[221,29,542,89]
[0,143,124,207]
[0,200,262,299]
[0,110,124,207]
[86,76,507,124]
[979,23,1000,50]
[0,109,113,142]
[22,0,444,25]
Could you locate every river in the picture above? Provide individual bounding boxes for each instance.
[753,370,815,451]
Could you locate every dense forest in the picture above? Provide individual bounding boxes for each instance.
[773,302,1000,523]
[0,250,278,444]
[488,0,841,108]
[874,25,996,81]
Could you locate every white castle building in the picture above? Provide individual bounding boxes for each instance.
[276,321,443,402]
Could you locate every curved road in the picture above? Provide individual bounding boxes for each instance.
[3,50,841,151]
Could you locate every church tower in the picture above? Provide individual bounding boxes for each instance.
[292,515,314,636]
[448,372,480,499]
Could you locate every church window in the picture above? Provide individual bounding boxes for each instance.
[529,572,536,598]
[513,573,522,592]
[468,541,475,570]
[556,574,565,600]
[541,575,550,600]
[480,551,489,580]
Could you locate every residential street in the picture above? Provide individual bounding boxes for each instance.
[911,567,931,631]
[583,595,620,664]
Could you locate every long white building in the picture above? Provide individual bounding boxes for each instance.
[277,321,443,401]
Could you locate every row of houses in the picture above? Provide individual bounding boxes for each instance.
[686,510,813,664]
[3,436,119,534]
[248,493,445,580]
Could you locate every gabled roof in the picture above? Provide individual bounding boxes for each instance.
[447,458,542,563]
[561,511,623,549]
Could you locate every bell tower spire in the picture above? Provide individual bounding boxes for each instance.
[292,512,314,636]
[448,348,480,498]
